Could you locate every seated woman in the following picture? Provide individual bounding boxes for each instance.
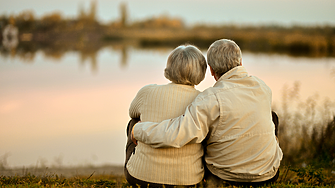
[124,44,207,187]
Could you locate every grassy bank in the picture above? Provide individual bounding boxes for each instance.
[1,164,335,187]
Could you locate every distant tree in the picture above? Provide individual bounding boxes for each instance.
[77,0,97,23]
[89,0,97,22]
[14,10,35,32]
[39,12,63,31]
[120,3,128,27]
[132,15,184,28]
[0,15,10,31]
[78,3,86,20]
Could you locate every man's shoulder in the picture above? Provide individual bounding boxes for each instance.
[251,75,269,86]
[248,75,272,94]
[194,86,218,102]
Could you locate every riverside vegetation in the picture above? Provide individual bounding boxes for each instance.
[1,2,335,187]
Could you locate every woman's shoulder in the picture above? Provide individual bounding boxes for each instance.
[165,83,200,92]
[133,84,159,98]
[137,84,158,92]
[138,83,200,96]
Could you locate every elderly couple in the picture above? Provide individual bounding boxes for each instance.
[124,39,283,187]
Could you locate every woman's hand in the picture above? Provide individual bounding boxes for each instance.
[131,121,141,145]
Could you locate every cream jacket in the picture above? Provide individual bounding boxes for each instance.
[134,66,283,182]
[127,83,204,185]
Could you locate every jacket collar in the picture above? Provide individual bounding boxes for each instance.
[214,66,249,87]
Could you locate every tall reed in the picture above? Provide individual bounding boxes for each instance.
[275,82,335,169]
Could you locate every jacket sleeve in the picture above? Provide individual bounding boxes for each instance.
[133,94,219,148]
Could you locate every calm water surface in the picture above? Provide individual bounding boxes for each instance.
[1,46,335,167]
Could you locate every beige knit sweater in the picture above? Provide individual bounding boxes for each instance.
[126,83,204,185]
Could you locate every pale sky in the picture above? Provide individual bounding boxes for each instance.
[1,0,335,26]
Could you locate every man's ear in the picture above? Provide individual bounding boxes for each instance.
[240,58,242,66]
[209,65,218,81]
[209,66,215,76]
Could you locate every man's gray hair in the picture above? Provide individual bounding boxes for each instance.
[207,39,242,78]
[165,45,207,86]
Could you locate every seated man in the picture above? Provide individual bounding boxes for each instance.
[132,39,283,187]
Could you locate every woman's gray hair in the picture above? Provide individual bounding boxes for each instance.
[207,39,242,78]
[164,45,207,86]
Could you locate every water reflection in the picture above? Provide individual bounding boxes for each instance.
[79,48,98,72]
[0,41,133,72]
[121,46,128,68]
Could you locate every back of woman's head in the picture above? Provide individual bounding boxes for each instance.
[164,45,207,86]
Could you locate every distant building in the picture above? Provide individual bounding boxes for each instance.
[2,24,19,50]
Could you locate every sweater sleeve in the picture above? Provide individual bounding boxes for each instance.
[129,84,155,119]
[133,94,219,148]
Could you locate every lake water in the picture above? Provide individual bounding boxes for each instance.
[1,45,335,168]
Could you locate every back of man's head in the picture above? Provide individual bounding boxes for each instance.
[207,39,242,78]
